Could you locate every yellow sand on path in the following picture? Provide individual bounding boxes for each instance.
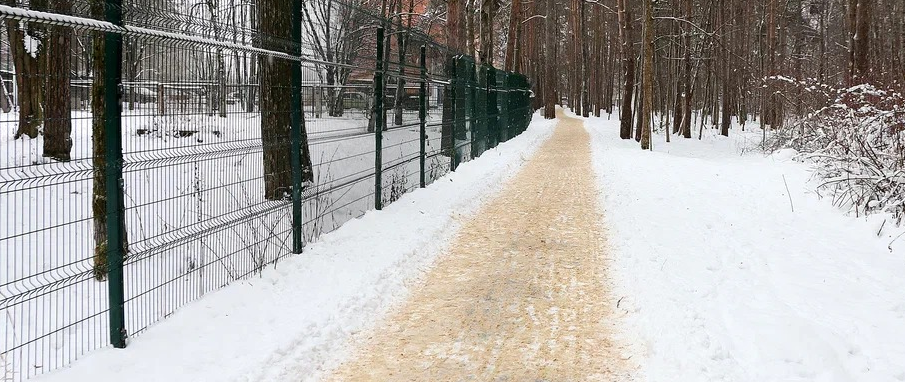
[326,110,632,381]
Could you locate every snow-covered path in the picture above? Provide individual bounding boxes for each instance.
[586,114,905,382]
[326,111,633,381]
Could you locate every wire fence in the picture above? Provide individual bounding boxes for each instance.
[0,0,533,379]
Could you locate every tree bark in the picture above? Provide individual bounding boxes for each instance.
[44,0,74,161]
[258,0,314,200]
[543,0,556,118]
[479,0,496,66]
[88,0,127,281]
[5,4,44,139]
[503,0,521,71]
[442,0,466,157]
[580,0,589,117]
[850,0,871,82]
[719,0,730,137]
[616,0,635,139]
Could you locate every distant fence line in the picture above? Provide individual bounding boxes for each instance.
[0,0,532,380]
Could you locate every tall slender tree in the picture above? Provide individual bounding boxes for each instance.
[543,0,556,118]
[640,0,652,150]
[616,0,635,139]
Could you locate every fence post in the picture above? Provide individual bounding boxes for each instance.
[374,27,385,210]
[290,0,304,254]
[103,0,127,349]
[469,61,479,159]
[522,76,530,133]
[474,64,486,158]
[486,67,497,149]
[448,56,459,171]
[314,85,322,118]
[495,71,509,142]
[419,45,427,188]
[454,57,467,168]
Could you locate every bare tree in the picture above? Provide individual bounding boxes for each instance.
[301,0,368,118]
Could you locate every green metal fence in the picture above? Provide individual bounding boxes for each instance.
[0,0,532,379]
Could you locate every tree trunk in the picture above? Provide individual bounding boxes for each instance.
[442,0,466,157]
[850,0,871,82]
[258,0,314,200]
[616,0,635,139]
[209,0,227,118]
[503,0,521,71]
[246,7,257,113]
[543,0,556,118]
[719,0,730,137]
[44,0,74,161]
[580,0,589,118]
[88,0,126,281]
[466,0,476,57]
[0,73,11,113]
[5,12,44,139]
[681,0,692,139]
[479,0,496,65]
[393,0,409,126]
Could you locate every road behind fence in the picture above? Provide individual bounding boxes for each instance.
[0,0,532,379]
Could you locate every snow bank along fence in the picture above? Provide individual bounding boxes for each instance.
[0,0,533,379]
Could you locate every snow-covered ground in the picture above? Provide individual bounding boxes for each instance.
[1,101,463,379]
[0,96,481,380]
[28,112,555,382]
[586,113,905,381]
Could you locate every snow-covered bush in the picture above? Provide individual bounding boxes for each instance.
[767,80,905,221]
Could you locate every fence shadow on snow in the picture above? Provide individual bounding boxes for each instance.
[0,0,533,379]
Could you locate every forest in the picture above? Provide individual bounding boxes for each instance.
[5,0,903,149]
[496,0,904,220]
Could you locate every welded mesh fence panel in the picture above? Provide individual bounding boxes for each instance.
[0,0,533,379]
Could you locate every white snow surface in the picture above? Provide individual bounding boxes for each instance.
[585,113,905,382]
[35,114,556,382]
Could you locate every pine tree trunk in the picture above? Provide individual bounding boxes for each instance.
[479,0,495,65]
[503,0,521,71]
[543,0,556,119]
[580,0,590,118]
